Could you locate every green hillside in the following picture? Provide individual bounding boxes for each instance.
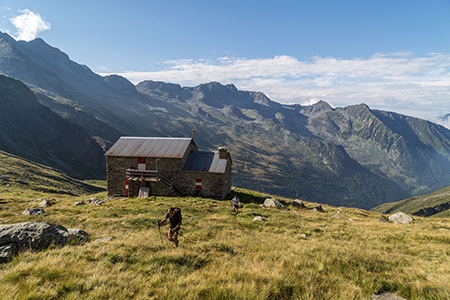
[373,185,450,217]
[1,180,450,299]
[0,150,104,196]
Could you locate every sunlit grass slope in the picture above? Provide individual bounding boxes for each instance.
[373,185,450,217]
[1,186,450,299]
[0,150,104,196]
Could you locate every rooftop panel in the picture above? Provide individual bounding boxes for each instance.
[105,137,195,158]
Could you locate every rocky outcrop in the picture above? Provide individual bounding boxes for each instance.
[413,201,450,217]
[0,222,89,262]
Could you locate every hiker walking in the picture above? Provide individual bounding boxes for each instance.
[230,195,240,215]
[158,207,182,247]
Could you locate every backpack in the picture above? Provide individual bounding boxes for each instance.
[174,207,182,222]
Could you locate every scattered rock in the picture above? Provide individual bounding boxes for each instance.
[263,198,284,208]
[74,201,86,206]
[312,205,325,212]
[39,199,55,208]
[252,216,266,221]
[437,227,450,231]
[0,244,14,262]
[22,208,45,215]
[94,237,113,243]
[0,222,70,262]
[388,212,413,224]
[188,217,194,222]
[376,218,388,222]
[292,199,305,208]
[0,220,12,224]
[348,218,354,222]
[355,210,369,216]
[87,198,106,205]
[299,234,308,239]
[332,214,340,218]
[371,292,406,300]
[67,228,89,242]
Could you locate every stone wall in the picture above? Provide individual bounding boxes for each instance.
[106,151,232,199]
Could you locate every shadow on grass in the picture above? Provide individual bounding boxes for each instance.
[224,189,270,205]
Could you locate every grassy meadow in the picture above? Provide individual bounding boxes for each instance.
[1,183,450,299]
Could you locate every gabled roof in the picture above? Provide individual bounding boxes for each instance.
[182,151,229,173]
[105,137,196,158]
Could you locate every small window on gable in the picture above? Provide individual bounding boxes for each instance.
[138,157,146,170]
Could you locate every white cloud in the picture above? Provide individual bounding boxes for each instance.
[10,9,50,41]
[103,53,450,126]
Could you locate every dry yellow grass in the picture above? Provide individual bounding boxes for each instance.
[1,187,450,299]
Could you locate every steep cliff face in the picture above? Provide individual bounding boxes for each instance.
[0,75,105,179]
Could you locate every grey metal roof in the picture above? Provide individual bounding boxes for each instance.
[105,137,196,158]
[182,151,228,173]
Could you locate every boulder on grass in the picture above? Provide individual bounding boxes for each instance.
[263,198,284,208]
[388,212,413,224]
[39,199,55,208]
[22,208,45,215]
[312,205,325,213]
[292,199,305,208]
[67,228,89,243]
[0,222,70,262]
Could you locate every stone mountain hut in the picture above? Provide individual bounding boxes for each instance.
[105,137,232,199]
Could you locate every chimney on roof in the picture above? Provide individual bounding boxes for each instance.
[218,147,228,159]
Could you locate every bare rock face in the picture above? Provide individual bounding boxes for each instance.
[388,212,413,224]
[0,222,69,262]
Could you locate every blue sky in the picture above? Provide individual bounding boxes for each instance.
[2,0,450,126]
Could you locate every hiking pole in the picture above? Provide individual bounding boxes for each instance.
[157,223,164,246]
[178,232,195,244]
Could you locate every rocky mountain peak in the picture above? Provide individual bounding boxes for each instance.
[298,100,333,117]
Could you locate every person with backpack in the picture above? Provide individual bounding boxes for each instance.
[158,207,182,247]
[230,195,240,215]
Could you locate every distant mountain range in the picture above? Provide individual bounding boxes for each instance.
[2,31,450,209]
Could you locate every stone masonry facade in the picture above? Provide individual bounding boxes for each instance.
[106,142,232,199]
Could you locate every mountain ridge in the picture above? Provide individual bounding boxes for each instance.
[2,32,450,208]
